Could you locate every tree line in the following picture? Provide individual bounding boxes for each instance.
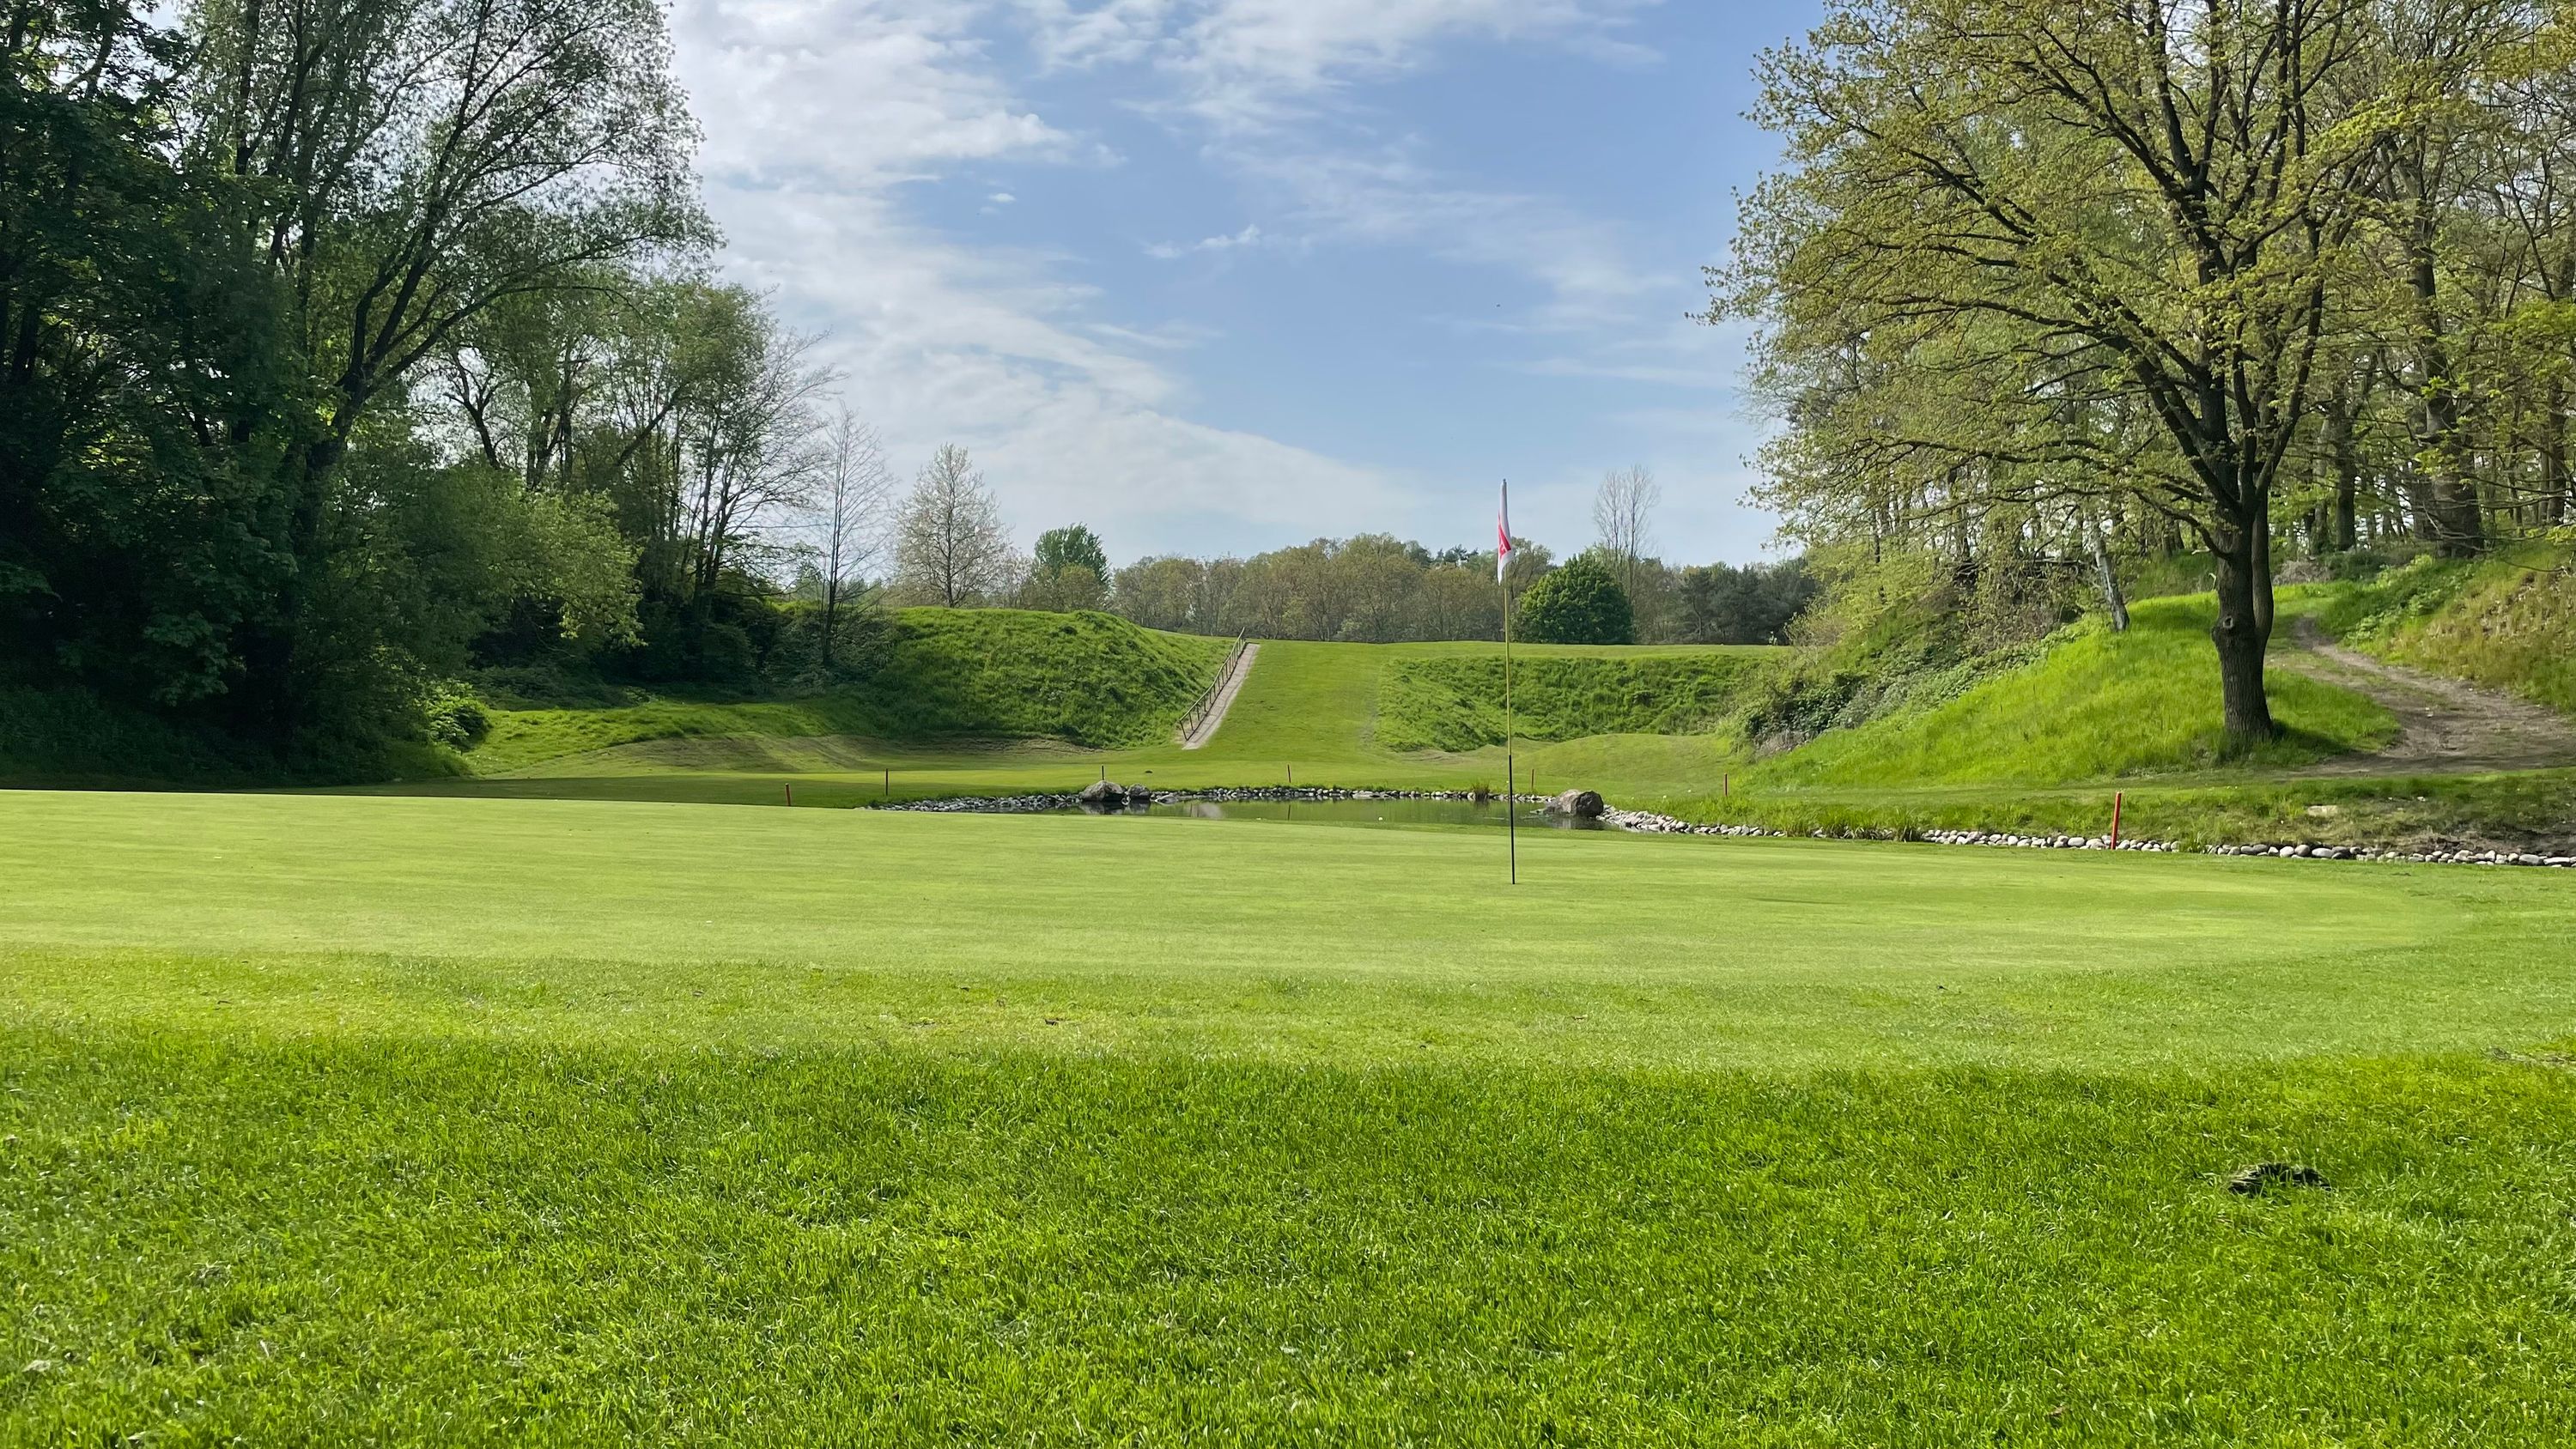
[1101,470,1814,646]
[3,0,1806,769]
[2,0,1071,751]
[1716,0,2576,742]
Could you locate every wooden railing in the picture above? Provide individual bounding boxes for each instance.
[1176,632,1251,743]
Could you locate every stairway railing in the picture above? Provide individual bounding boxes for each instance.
[1177,632,1251,743]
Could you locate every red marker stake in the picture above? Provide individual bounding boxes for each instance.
[2111,791,2124,848]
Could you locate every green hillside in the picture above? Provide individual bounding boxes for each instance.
[1747,595,2397,789]
[466,609,1230,773]
[1376,650,1777,751]
[2320,547,2576,717]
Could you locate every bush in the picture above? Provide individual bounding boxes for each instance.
[1516,556,1634,644]
[420,683,491,749]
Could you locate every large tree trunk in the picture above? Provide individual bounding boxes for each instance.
[2323,382,2361,552]
[2209,518,2277,744]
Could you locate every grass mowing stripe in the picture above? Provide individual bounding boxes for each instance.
[5,1034,2574,1444]
[4,791,2573,1068]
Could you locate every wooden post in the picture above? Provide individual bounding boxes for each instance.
[784,783,793,807]
[2111,791,2124,848]
[882,768,890,797]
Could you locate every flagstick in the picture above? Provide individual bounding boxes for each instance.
[1501,482,1517,887]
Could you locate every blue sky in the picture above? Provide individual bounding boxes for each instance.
[670,0,1826,567]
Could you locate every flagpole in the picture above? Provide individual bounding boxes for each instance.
[1501,479,1516,887]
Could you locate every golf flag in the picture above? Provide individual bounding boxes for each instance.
[1496,482,1513,583]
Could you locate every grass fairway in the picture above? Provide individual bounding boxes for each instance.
[5,791,2576,1443]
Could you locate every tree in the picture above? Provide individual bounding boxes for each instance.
[1516,555,1633,644]
[1676,559,1820,644]
[185,0,709,731]
[811,406,890,668]
[894,445,1010,607]
[1024,524,1109,610]
[2,0,301,708]
[1715,0,2414,743]
[1592,464,1660,603]
[677,298,835,597]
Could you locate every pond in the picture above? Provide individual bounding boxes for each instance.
[1050,797,1623,831]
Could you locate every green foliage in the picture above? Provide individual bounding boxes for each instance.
[1515,555,1634,645]
[9,792,2576,1440]
[419,685,491,751]
[0,3,304,708]
[1672,558,1818,644]
[2321,549,2576,717]
[1033,524,1109,581]
[1747,597,2396,789]
[1376,652,1775,751]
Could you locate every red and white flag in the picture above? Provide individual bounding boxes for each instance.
[1496,481,1513,583]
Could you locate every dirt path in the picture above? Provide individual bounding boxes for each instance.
[2275,617,2576,775]
[1178,642,1261,749]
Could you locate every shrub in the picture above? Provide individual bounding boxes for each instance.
[1516,556,1634,644]
[420,683,491,749]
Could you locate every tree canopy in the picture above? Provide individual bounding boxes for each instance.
[1516,555,1636,645]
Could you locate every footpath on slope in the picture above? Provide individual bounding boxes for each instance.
[2275,616,2576,776]
[1177,642,1261,749]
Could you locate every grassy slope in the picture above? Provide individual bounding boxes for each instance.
[428,639,1771,806]
[1376,649,1775,751]
[2320,547,2576,717]
[370,578,2567,846]
[5,792,2576,1443]
[468,609,1230,772]
[1747,593,2395,789]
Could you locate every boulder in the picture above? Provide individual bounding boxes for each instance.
[1546,789,1606,819]
[1077,779,1124,806]
[1126,784,1154,806]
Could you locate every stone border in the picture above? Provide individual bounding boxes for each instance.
[873,790,2573,868]
[1603,809,2573,868]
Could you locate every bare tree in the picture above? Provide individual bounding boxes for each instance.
[895,444,1011,607]
[812,405,892,666]
[1593,464,1661,600]
[682,305,835,594]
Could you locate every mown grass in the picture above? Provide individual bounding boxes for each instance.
[4,791,2575,1443]
[1747,594,2397,790]
[1375,650,1776,751]
[2321,546,2576,717]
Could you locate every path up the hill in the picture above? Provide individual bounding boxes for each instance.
[1178,642,1261,749]
[2277,617,2576,775]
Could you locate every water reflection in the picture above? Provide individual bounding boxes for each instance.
[1065,797,1616,830]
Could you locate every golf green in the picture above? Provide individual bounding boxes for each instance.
[3,791,2573,1443]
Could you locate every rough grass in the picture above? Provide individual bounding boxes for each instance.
[1747,594,2397,790]
[468,609,1229,771]
[2321,547,2576,717]
[1374,650,1775,751]
[4,792,2576,1443]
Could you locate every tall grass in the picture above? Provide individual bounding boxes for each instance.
[2321,547,2576,717]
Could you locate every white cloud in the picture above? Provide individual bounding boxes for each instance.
[1144,221,1267,259]
[664,0,1748,562]
[672,0,1408,556]
[1021,0,1661,130]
